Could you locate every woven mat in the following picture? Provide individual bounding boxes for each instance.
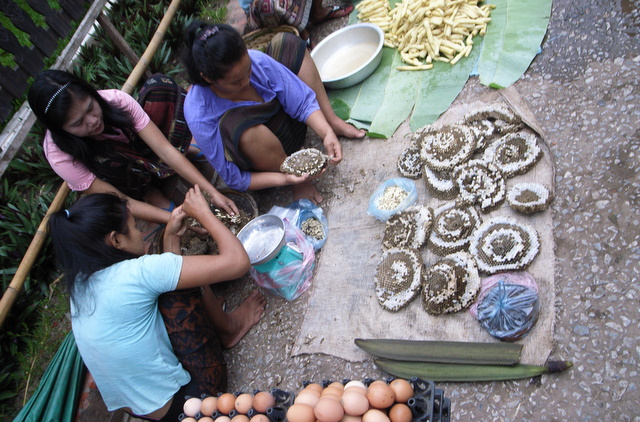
[291,85,556,365]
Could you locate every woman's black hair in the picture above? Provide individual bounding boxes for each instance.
[48,193,140,311]
[181,21,248,85]
[27,69,136,167]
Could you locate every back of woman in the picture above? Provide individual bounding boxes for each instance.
[71,253,188,414]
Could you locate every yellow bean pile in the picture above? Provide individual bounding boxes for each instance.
[356,0,495,70]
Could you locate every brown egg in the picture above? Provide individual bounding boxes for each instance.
[201,396,219,416]
[231,415,250,422]
[217,393,237,415]
[304,383,324,393]
[388,404,412,422]
[183,397,202,417]
[216,417,232,422]
[235,393,254,414]
[328,382,345,391]
[388,379,413,404]
[182,418,197,422]
[344,381,368,394]
[200,418,215,422]
[366,381,395,409]
[295,391,321,407]
[340,391,370,416]
[314,397,345,422]
[362,409,390,422]
[322,386,344,398]
[250,415,270,422]
[287,403,317,422]
[341,415,363,422]
[252,391,276,413]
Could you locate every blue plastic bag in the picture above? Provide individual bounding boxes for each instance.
[367,177,418,222]
[470,272,540,342]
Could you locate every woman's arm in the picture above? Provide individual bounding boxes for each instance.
[86,178,171,224]
[166,186,251,289]
[305,110,343,164]
[137,121,240,215]
[247,171,310,190]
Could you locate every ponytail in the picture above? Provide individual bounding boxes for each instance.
[49,193,139,310]
[181,20,247,85]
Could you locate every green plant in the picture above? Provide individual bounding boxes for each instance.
[200,4,228,23]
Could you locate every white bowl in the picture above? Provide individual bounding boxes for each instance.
[236,214,286,265]
[311,23,385,89]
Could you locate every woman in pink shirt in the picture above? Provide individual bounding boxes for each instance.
[28,70,238,225]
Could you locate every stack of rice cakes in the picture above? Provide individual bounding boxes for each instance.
[375,102,550,314]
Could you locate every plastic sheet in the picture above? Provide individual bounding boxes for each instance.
[249,219,315,301]
[367,178,418,222]
[470,272,540,342]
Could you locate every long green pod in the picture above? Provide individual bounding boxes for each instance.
[374,359,573,382]
[355,338,522,366]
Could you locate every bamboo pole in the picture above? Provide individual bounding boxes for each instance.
[0,0,183,328]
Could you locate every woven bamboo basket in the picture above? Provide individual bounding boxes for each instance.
[243,25,300,51]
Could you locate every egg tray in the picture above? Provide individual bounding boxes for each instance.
[179,378,450,422]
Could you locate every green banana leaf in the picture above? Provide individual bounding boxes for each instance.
[327,0,551,138]
[409,39,483,132]
[13,332,85,422]
[478,0,552,88]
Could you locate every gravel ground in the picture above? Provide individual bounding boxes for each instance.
[219,0,640,420]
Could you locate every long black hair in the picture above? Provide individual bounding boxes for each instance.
[49,193,140,310]
[181,21,247,86]
[27,69,136,167]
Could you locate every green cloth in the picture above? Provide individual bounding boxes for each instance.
[13,332,85,422]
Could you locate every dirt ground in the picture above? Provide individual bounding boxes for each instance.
[77,0,640,420]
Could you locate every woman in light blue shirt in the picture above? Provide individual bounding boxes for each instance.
[48,186,265,421]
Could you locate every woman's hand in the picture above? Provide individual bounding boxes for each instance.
[323,132,343,165]
[165,206,188,238]
[207,189,240,216]
[284,173,311,185]
[182,185,213,221]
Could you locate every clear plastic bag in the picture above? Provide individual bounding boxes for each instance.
[469,272,540,342]
[267,199,329,251]
[249,219,315,301]
[367,177,418,222]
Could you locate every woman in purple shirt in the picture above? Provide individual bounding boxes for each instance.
[182,21,365,204]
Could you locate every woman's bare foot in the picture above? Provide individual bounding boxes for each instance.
[328,115,366,139]
[219,290,266,348]
[293,181,324,204]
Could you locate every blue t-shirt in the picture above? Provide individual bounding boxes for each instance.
[71,253,190,415]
